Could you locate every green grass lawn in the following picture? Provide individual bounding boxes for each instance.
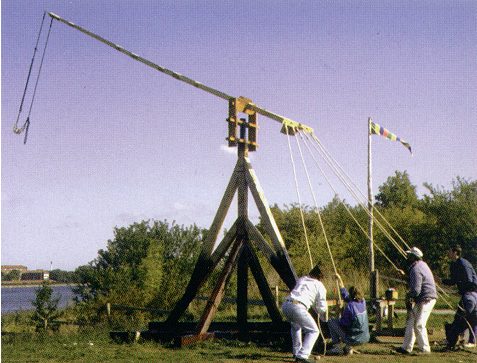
[2,313,476,363]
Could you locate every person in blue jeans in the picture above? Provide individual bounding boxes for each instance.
[327,273,370,355]
[443,244,477,347]
[445,290,477,350]
[282,264,328,363]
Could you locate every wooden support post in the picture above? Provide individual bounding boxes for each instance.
[237,241,249,334]
[166,226,237,326]
[247,245,283,324]
[387,301,395,329]
[196,240,244,335]
[201,162,239,257]
[245,220,296,290]
[248,113,257,152]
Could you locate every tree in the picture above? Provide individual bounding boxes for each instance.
[419,177,477,273]
[74,220,205,324]
[375,171,418,209]
[31,281,61,331]
[1,269,21,281]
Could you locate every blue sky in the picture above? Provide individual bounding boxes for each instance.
[2,0,476,270]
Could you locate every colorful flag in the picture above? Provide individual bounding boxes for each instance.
[369,120,412,154]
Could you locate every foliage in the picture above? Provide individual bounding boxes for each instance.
[73,220,205,326]
[375,171,419,209]
[419,177,477,273]
[1,269,22,281]
[49,269,78,283]
[31,281,62,331]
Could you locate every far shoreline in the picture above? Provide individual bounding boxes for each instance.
[1,282,77,288]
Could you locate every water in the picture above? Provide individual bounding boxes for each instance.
[1,285,78,313]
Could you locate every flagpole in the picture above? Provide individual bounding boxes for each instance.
[368,117,377,302]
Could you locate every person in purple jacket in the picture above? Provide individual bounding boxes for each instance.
[395,247,437,354]
[327,274,370,355]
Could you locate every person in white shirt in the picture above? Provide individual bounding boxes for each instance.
[282,264,328,363]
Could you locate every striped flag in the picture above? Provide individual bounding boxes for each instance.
[369,120,412,154]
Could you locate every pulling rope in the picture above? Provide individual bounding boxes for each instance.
[305,133,408,257]
[284,123,314,269]
[13,13,54,144]
[293,130,343,311]
[298,132,406,276]
[310,133,411,251]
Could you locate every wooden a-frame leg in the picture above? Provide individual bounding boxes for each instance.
[165,222,238,326]
[245,220,297,290]
[246,244,283,324]
[196,239,245,335]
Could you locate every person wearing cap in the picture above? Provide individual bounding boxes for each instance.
[282,264,328,363]
[443,244,477,348]
[395,247,437,354]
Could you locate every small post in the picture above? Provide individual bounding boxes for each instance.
[106,302,111,318]
[275,285,279,307]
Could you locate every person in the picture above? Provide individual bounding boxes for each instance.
[327,274,370,355]
[395,247,437,354]
[443,244,477,347]
[282,264,328,363]
[444,290,477,350]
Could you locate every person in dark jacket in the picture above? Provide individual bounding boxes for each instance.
[445,290,477,350]
[327,274,370,355]
[443,245,477,347]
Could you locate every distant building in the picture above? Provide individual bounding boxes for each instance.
[1,265,28,273]
[20,270,50,281]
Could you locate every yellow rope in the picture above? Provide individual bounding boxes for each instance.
[284,123,313,269]
[309,133,411,252]
[304,133,408,257]
[294,132,337,274]
[299,132,405,275]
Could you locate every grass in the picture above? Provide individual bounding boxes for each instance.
[2,312,476,363]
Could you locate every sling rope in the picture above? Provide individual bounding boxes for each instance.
[13,14,53,144]
[13,12,46,141]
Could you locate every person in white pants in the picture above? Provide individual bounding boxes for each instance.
[282,264,328,363]
[396,247,437,354]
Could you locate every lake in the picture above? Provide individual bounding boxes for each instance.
[1,285,78,313]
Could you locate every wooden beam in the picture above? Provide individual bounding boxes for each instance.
[237,242,249,333]
[209,220,238,264]
[246,244,283,324]
[196,239,244,335]
[244,158,286,252]
[244,219,276,263]
[166,226,238,326]
[201,161,240,257]
[177,332,214,347]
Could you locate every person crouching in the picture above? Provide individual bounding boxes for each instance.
[327,273,370,355]
[282,264,328,363]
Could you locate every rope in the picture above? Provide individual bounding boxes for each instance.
[13,12,46,136]
[284,124,313,269]
[294,131,337,274]
[304,133,408,257]
[299,132,406,278]
[310,133,411,251]
[13,15,54,144]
